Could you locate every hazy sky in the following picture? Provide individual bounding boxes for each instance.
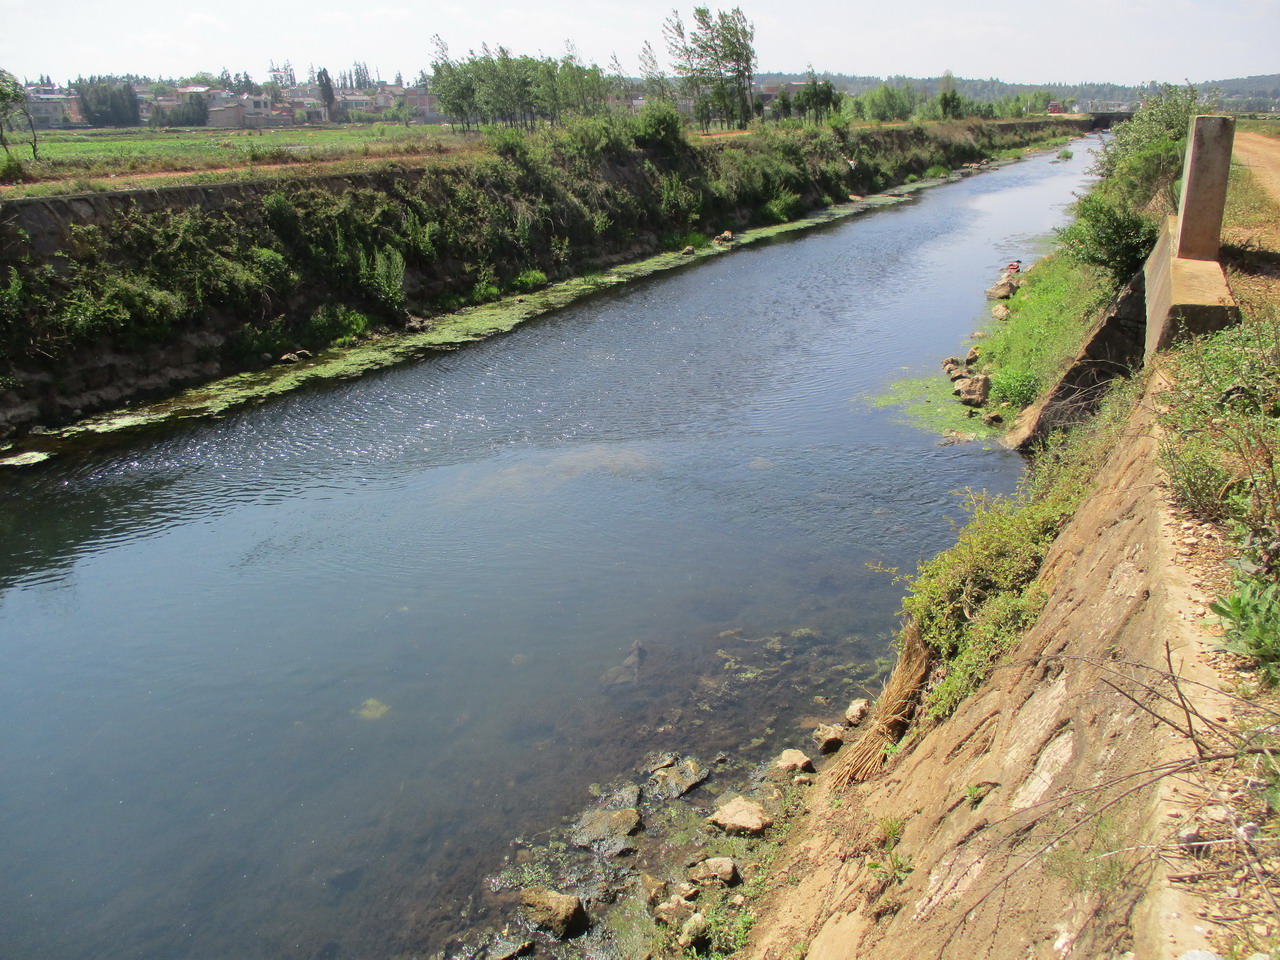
[3,0,1277,87]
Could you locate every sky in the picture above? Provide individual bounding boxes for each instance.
[2,0,1277,88]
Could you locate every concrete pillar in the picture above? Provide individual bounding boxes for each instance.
[1174,115,1235,261]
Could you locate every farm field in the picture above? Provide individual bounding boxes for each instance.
[1,124,480,196]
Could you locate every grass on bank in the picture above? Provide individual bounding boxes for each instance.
[903,374,1143,717]
[1155,163,1280,680]
[0,111,1086,381]
[977,254,1112,408]
[895,158,1280,722]
[872,249,1110,435]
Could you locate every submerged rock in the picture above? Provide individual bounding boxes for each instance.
[600,640,644,686]
[707,797,773,835]
[639,873,668,907]
[519,887,588,939]
[648,756,707,800]
[570,807,642,854]
[608,783,642,809]
[642,751,679,774]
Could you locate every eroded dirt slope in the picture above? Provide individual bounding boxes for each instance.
[746,383,1235,960]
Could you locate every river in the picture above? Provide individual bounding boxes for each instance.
[0,141,1097,960]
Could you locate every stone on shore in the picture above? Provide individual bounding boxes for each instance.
[570,807,642,854]
[639,873,668,907]
[654,893,698,927]
[773,749,815,773]
[844,698,871,725]
[707,797,773,835]
[812,722,846,754]
[648,756,707,800]
[520,887,588,939]
[986,279,1016,300]
[489,938,535,959]
[678,913,710,950]
[954,375,991,407]
[689,856,740,886]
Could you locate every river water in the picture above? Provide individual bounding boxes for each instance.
[0,142,1097,960]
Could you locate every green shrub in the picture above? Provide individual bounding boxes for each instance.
[1056,192,1159,285]
[358,244,405,311]
[1091,83,1215,209]
[509,268,548,293]
[0,153,26,183]
[762,187,803,224]
[60,275,187,344]
[306,303,374,346]
[486,125,530,163]
[1212,575,1280,685]
[634,102,685,153]
[977,253,1111,412]
[924,164,950,179]
[905,377,1141,716]
[990,367,1040,408]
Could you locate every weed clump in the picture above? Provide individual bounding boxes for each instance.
[902,376,1143,717]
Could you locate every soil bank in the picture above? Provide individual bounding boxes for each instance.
[744,373,1235,960]
[0,117,1091,453]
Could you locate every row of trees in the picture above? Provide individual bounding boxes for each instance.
[73,76,141,127]
[427,42,618,131]
[424,6,760,133]
[148,94,208,128]
[653,7,757,129]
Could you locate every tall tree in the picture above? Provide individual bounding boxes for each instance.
[936,69,962,119]
[664,6,756,128]
[316,67,336,115]
[0,69,38,160]
[638,40,674,104]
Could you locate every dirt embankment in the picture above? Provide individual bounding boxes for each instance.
[746,380,1236,960]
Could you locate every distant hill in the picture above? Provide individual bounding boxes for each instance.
[757,72,1280,112]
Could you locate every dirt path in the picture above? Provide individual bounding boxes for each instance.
[1234,130,1280,205]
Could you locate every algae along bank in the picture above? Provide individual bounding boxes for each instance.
[0,140,1099,960]
[0,117,1088,446]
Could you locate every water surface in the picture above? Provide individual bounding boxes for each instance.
[0,142,1098,959]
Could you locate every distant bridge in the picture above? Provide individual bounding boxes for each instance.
[1088,111,1137,129]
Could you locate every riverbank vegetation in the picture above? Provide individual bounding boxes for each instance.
[0,110,1084,439]
[885,84,1280,729]
[1157,162,1280,680]
[978,254,1112,409]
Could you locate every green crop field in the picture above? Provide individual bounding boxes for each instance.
[1,123,478,196]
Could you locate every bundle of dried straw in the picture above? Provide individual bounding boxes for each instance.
[829,620,932,788]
